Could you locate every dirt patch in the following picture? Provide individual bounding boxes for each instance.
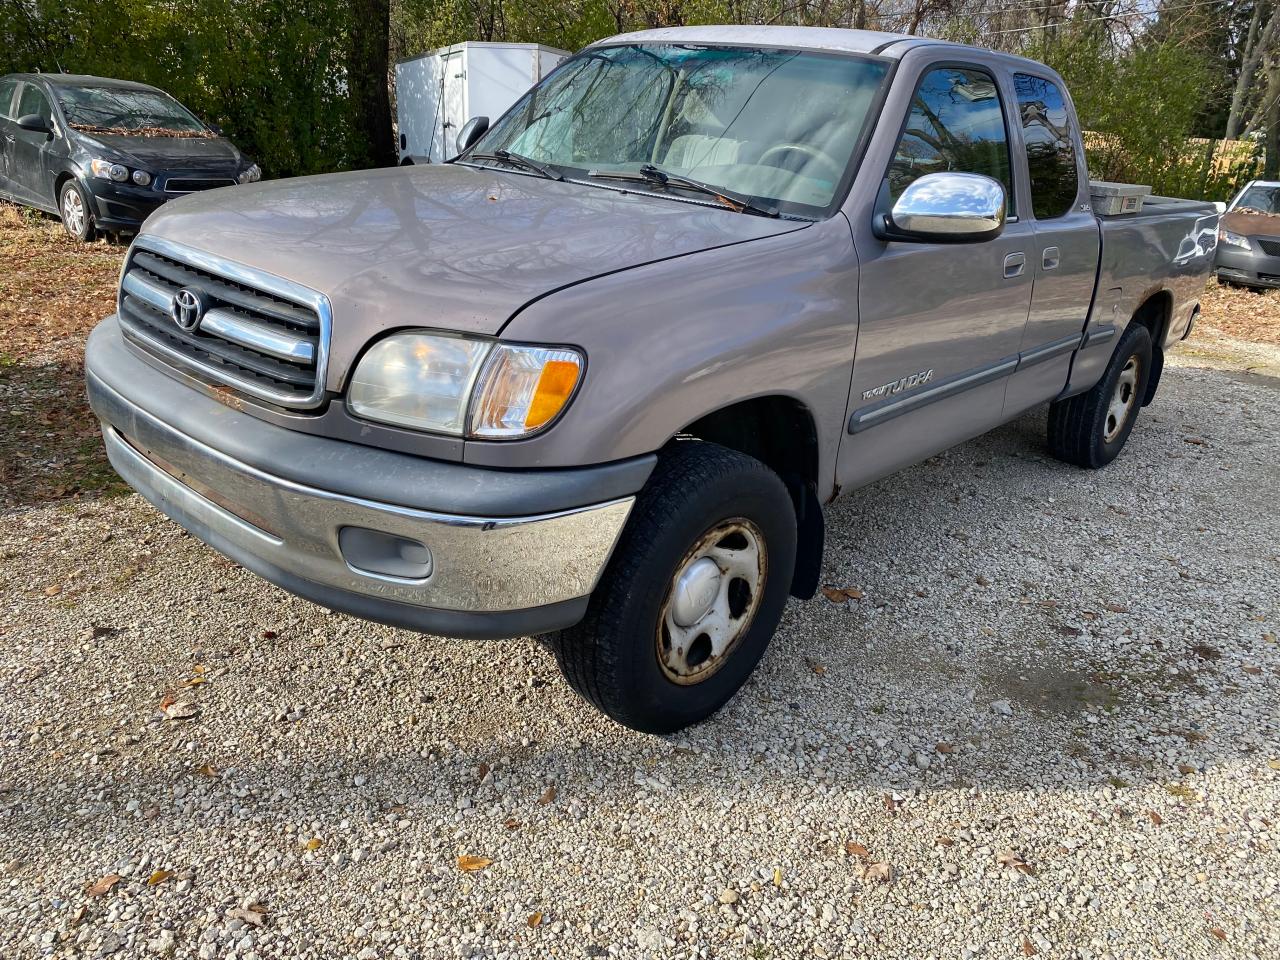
[0,203,126,507]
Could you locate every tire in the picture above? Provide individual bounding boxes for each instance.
[58,180,94,242]
[548,441,797,733]
[1047,324,1152,468]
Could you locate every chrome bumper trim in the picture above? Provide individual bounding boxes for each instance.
[99,412,634,614]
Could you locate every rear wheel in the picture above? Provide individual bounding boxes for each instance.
[548,442,797,733]
[1047,324,1152,468]
[58,181,94,242]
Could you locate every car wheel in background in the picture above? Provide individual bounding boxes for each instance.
[1047,323,1153,469]
[58,180,95,242]
[547,442,797,734]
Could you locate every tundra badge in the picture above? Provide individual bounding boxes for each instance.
[862,369,935,401]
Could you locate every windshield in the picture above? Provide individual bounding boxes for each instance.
[1233,184,1280,215]
[464,44,890,216]
[56,85,210,137]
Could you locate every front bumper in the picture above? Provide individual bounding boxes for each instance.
[1215,243,1280,288]
[83,178,166,231]
[86,317,650,639]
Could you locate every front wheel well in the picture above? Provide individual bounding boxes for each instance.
[671,396,824,599]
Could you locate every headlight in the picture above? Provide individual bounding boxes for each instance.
[131,170,151,186]
[89,159,130,182]
[237,163,261,184]
[347,332,583,439]
[1218,228,1251,250]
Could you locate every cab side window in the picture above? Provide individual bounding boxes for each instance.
[1013,74,1079,219]
[0,78,18,119]
[17,83,52,124]
[888,66,1012,209]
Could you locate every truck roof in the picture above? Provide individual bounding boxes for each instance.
[589,24,1050,68]
[8,72,162,93]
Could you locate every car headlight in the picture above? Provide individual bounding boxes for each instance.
[89,159,130,182]
[237,163,261,184]
[1218,228,1251,250]
[131,170,151,186]
[347,332,583,439]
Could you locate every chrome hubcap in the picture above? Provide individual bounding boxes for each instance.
[1104,356,1140,443]
[62,191,85,235]
[657,519,766,685]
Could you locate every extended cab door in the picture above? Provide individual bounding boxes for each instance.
[1002,71,1101,416]
[837,58,1034,491]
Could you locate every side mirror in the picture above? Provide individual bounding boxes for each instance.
[208,123,224,136]
[876,172,1006,243]
[455,115,489,155]
[16,114,53,137]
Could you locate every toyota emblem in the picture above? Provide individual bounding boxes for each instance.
[170,287,206,331]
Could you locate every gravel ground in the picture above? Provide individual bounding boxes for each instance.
[1,346,1278,960]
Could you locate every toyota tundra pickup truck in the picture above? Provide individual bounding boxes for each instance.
[85,26,1220,733]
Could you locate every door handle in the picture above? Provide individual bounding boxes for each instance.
[1003,252,1026,279]
[1042,246,1061,270]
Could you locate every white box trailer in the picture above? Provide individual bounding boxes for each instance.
[395,42,570,164]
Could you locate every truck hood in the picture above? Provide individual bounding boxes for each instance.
[1222,207,1280,239]
[139,163,808,387]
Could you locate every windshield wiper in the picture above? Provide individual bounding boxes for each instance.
[466,149,563,181]
[585,163,778,217]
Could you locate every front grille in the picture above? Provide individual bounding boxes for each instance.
[117,238,330,408]
[1256,237,1280,257]
[164,177,236,194]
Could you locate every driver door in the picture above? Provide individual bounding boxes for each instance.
[10,81,57,208]
[837,62,1034,492]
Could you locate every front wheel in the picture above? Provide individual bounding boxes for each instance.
[548,442,797,733]
[1047,323,1152,468]
[59,180,95,242]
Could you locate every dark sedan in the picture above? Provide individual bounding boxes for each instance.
[1215,180,1280,289]
[0,73,260,241]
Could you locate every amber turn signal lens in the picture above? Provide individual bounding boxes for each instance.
[468,345,583,438]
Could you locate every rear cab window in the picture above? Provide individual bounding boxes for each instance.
[888,65,1014,214]
[1012,73,1079,219]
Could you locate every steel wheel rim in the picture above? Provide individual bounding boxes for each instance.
[656,518,767,685]
[1104,355,1141,443]
[62,190,85,236]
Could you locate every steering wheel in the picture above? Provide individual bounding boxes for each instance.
[757,142,843,182]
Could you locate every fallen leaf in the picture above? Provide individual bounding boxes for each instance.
[1183,436,1207,446]
[1209,927,1227,941]
[1268,759,1280,771]
[304,837,322,851]
[1104,602,1129,613]
[1178,764,1196,775]
[1147,810,1163,825]
[43,585,61,597]
[181,676,207,687]
[477,762,490,782]
[228,906,266,927]
[192,664,206,674]
[147,869,172,886]
[882,793,902,813]
[845,841,869,858]
[936,836,954,847]
[935,742,955,754]
[1242,666,1262,675]
[772,867,783,887]
[527,912,542,928]
[70,905,88,926]
[810,663,827,676]
[457,855,492,872]
[1022,936,1037,956]
[538,784,557,805]
[820,586,864,602]
[195,763,217,777]
[997,849,1035,875]
[158,692,176,711]
[1058,625,1082,637]
[162,701,198,720]
[260,630,278,640]
[502,817,521,830]
[862,861,893,883]
[86,873,120,897]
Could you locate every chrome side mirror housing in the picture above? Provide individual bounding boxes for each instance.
[455,115,489,155]
[876,171,1007,243]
